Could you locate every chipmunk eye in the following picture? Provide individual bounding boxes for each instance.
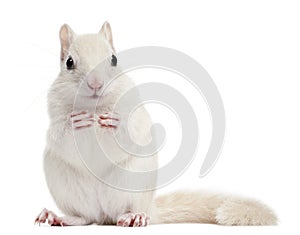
[66,57,74,70]
[111,54,117,66]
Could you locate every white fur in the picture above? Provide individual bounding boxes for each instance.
[152,191,277,225]
[40,22,278,226]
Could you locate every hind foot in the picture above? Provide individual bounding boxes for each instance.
[117,212,150,227]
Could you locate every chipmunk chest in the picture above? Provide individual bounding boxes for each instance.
[68,128,126,171]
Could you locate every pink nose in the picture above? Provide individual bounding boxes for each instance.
[87,81,102,90]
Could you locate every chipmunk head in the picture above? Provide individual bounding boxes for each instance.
[55,22,121,107]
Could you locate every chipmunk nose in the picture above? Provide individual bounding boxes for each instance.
[87,80,102,91]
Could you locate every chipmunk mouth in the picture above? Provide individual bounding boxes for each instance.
[90,94,100,99]
[82,93,102,100]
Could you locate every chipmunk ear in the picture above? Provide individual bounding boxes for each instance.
[59,24,76,60]
[99,21,115,51]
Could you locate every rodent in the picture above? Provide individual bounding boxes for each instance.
[34,21,277,227]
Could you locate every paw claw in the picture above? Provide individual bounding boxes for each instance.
[98,112,120,129]
[34,208,67,226]
[117,212,149,227]
[69,110,95,130]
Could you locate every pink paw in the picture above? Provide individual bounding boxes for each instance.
[117,212,150,227]
[69,110,95,130]
[34,208,67,226]
[98,112,120,129]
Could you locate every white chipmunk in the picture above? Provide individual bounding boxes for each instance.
[35,22,277,227]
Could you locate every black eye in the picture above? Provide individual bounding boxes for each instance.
[111,54,117,66]
[66,57,74,70]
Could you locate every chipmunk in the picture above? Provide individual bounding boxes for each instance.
[34,22,277,227]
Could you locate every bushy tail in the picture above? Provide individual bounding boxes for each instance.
[151,191,277,225]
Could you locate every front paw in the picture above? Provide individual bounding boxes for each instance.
[98,112,120,129]
[69,110,95,130]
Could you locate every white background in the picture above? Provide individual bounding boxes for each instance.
[0,0,299,234]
